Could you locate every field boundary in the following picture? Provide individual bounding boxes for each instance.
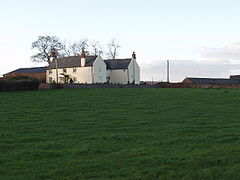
[159,82,240,89]
[38,83,240,90]
[39,83,160,89]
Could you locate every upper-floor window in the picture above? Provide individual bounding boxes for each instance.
[63,68,67,73]
[49,69,52,74]
[73,67,77,73]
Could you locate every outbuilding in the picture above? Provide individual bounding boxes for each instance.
[3,66,47,81]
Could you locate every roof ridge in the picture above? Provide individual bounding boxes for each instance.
[188,77,229,79]
[58,55,98,58]
[104,58,132,61]
[49,56,97,69]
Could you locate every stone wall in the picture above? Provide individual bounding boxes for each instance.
[39,82,240,90]
[38,83,63,90]
[159,82,240,89]
[39,83,160,89]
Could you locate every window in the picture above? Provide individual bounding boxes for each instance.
[49,77,53,83]
[73,67,77,73]
[106,76,110,83]
[60,77,65,82]
[63,68,67,73]
[73,77,77,82]
[49,69,52,74]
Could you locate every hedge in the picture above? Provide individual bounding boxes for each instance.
[0,77,40,92]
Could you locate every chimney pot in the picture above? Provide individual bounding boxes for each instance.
[50,49,57,58]
[80,50,86,58]
[132,52,136,59]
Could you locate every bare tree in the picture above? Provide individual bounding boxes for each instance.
[61,39,89,56]
[79,38,89,52]
[62,40,73,57]
[31,36,122,62]
[66,39,89,56]
[107,39,121,59]
[69,42,82,55]
[31,36,64,64]
[90,40,103,56]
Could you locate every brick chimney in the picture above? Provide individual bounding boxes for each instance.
[132,52,136,60]
[50,49,57,61]
[80,50,86,67]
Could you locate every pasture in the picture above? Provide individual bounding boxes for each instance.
[1,88,240,179]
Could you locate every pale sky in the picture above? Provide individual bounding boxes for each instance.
[1,0,240,82]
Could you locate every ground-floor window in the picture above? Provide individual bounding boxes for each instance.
[60,77,65,82]
[73,77,77,82]
[49,77,53,83]
[106,76,110,83]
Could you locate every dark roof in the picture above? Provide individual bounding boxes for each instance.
[230,75,240,80]
[104,59,132,70]
[49,56,97,69]
[185,77,240,84]
[4,66,47,75]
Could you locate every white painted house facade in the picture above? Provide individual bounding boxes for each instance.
[104,57,140,84]
[46,52,140,84]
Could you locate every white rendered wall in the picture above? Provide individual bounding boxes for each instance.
[46,67,93,84]
[93,56,107,83]
[128,59,140,84]
[74,67,93,83]
[46,69,61,83]
[109,69,128,84]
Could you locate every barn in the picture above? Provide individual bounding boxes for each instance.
[3,67,47,81]
[182,77,240,84]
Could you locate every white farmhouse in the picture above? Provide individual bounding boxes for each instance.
[46,52,140,84]
[46,54,106,84]
[104,52,140,84]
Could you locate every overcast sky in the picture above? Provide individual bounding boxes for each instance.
[1,0,240,82]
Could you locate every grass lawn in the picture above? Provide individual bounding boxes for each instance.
[1,88,240,180]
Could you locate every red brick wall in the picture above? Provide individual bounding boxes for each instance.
[4,73,46,81]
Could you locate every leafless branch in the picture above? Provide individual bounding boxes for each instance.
[31,36,64,64]
[106,39,120,59]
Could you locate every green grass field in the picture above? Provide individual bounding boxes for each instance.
[1,88,240,180]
